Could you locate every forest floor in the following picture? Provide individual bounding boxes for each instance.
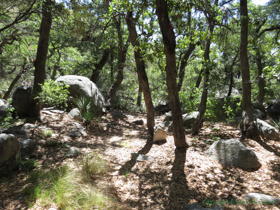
[1,110,280,210]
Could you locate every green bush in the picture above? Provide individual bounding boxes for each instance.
[35,80,69,109]
[0,98,21,129]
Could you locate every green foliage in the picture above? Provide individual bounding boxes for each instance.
[35,80,69,109]
[0,99,21,129]
[269,117,280,129]
[179,86,202,113]
[222,97,242,120]
[19,160,38,171]
[205,97,219,122]
[41,130,53,138]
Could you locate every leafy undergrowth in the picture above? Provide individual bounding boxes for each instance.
[0,111,280,210]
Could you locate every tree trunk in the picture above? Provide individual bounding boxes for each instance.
[177,42,197,91]
[137,84,142,107]
[90,49,110,84]
[31,0,52,119]
[108,18,129,106]
[192,37,212,135]
[126,11,155,136]
[156,0,188,148]
[240,0,254,138]
[227,53,238,97]
[256,50,265,103]
[3,63,27,100]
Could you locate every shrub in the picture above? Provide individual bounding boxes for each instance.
[35,80,69,109]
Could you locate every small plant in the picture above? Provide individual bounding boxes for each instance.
[269,117,280,129]
[0,99,21,129]
[72,96,98,127]
[41,129,53,138]
[81,153,110,181]
[45,140,58,147]
[19,160,38,171]
[35,79,69,109]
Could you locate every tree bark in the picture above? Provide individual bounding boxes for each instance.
[240,0,254,138]
[177,42,197,91]
[126,11,155,136]
[90,49,110,84]
[31,0,52,119]
[256,50,265,103]
[108,17,129,106]
[227,53,238,97]
[156,0,188,148]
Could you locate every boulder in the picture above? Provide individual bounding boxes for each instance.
[154,100,171,116]
[267,100,280,121]
[254,119,279,141]
[168,111,199,132]
[206,139,261,170]
[244,193,280,205]
[68,108,82,121]
[163,111,172,121]
[3,124,30,138]
[131,153,153,162]
[55,75,106,115]
[66,146,81,157]
[0,134,21,176]
[253,108,266,120]
[183,202,223,210]
[0,101,9,119]
[111,110,124,120]
[252,101,266,115]
[20,139,36,160]
[132,120,144,125]
[153,122,170,144]
[12,86,32,118]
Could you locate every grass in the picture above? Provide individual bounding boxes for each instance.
[120,140,131,148]
[41,129,53,138]
[22,154,123,210]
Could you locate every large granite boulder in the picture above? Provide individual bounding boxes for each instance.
[154,100,171,116]
[12,86,32,118]
[252,101,266,116]
[55,75,106,115]
[206,139,261,170]
[267,100,280,121]
[254,119,279,141]
[0,134,21,176]
[168,111,200,132]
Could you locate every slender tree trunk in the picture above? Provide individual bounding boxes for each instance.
[156,0,188,148]
[90,49,110,84]
[3,63,27,100]
[178,42,197,91]
[195,69,203,89]
[192,37,212,135]
[227,53,238,97]
[31,0,52,119]
[126,11,155,136]
[137,84,142,107]
[256,50,265,103]
[240,0,254,138]
[108,17,129,106]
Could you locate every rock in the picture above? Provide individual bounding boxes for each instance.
[12,86,32,118]
[66,146,81,157]
[254,118,279,141]
[0,99,9,119]
[154,100,171,116]
[163,111,172,121]
[183,202,223,210]
[0,134,21,176]
[206,139,262,170]
[244,193,280,205]
[55,75,106,115]
[111,110,124,120]
[215,87,241,99]
[132,120,144,125]
[20,139,36,160]
[73,122,87,136]
[131,153,153,162]
[3,124,29,138]
[252,101,266,115]
[253,108,266,120]
[153,122,170,144]
[267,100,280,121]
[226,116,242,128]
[68,108,82,121]
[168,111,199,132]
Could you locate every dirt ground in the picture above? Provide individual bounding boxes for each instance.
[0,110,280,210]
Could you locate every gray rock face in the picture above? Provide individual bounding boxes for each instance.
[253,108,266,120]
[66,146,81,157]
[206,139,262,170]
[252,101,266,115]
[0,134,20,176]
[254,118,279,141]
[68,108,82,121]
[111,110,124,120]
[244,193,280,205]
[0,99,9,119]
[183,202,223,210]
[267,100,280,121]
[168,111,199,132]
[12,86,32,118]
[55,75,106,115]
[20,139,36,160]
[153,122,170,144]
[131,153,153,162]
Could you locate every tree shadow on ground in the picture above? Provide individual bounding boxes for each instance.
[269,159,280,182]
[164,148,189,210]
[118,136,153,175]
[251,136,280,157]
